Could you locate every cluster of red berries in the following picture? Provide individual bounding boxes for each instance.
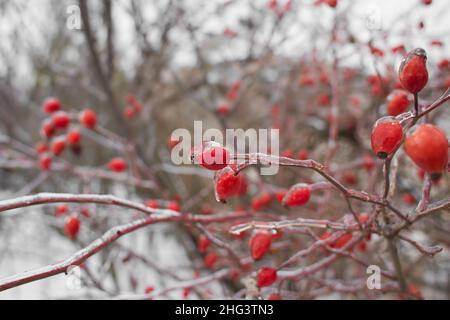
[123,95,143,119]
[54,204,91,239]
[37,97,97,171]
[371,48,448,179]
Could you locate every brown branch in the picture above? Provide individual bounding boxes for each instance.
[0,204,247,292]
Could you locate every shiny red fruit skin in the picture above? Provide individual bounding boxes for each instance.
[404,124,448,175]
[268,293,282,300]
[399,49,428,94]
[41,120,55,139]
[201,146,230,171]
[108,158,127,172]
[333,233,353,249]
[39,154,52,170]
[387,91,410,116]
[249,233,272,260]
[282,186,311,207]
[145,200,158,209]
[66,130,81,145]
[251,192,273,211]
[167,201,181,212]
[256,267,277,287]
[197,235,210,253]
[52,112,71,129]
[36,142,49,154]
[371,119,403,159]
[55,204,68,217]
[204,252,218,268]
[42,98,61,113]
[65,216,80,239]
[51,137,66,156]
[214,167,242,202]
[79,109,97,129]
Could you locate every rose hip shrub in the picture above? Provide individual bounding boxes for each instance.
[0,1,449,299]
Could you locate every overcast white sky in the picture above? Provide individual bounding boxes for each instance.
[1,0,450,86]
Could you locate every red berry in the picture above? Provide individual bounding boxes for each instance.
[333,233,353,249]
[362,154,375,172]
[66,129,81,145]
[217,103,230,114]
[123,106,135,119]
[204,252,218,268]
[80,207,91,218]
[64,216,80,239]
[214,167,242,202]
[167,201,181,212]
[55,204,69,217]
[79,109,97,129]
[267,293,282,300]
[42,97,61,113]
[342,171,357,185]
[387,90,410,116]
[297,149,309,160]
[358,213,369,225]
[197,235,210,253]
[403,193,417,205]
[256,267,277,287]
[404,124,448,178]
[39,154,52,170]
[371,117,403,159]
[52,111,71,129]
[399,48,428,94]
[36,142,49,154]
[51,137,66,156]
[192,142,230,171]
[275,190,287,203]
[41,119,55,139]
[144,287,155,295]
[282,184,311,208]
[251,192,273,211]
[145,200,159,209]
[249,233,272,260]
[281,149,294,158]
[182,287,191,299]
[108,158,127,172]
[422,0,432,5]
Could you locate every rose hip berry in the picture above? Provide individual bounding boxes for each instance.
[108,158,127,172]
[66,129,81,145]
[203,252,218,269]
[51,137,66,156]
[404,124,449,179]
[249,233,272,260]
[42,97,61,114]
[197,235,210,253]
[39,154,52,170]
[399,48,428,94]
[79,109,97,129]
[251,192,273,211]
[256,267,277,287]
[371,117,403,159]
[41,119,55,139]
[387,90,410,116]
[192,142,230,171]
[214,167,242,202]
[36,142,49,154]
[282,184,311,208]
[64,216,80,240]
[55,204,69,217]
[167,201,181,212]
[51,112,71,129]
